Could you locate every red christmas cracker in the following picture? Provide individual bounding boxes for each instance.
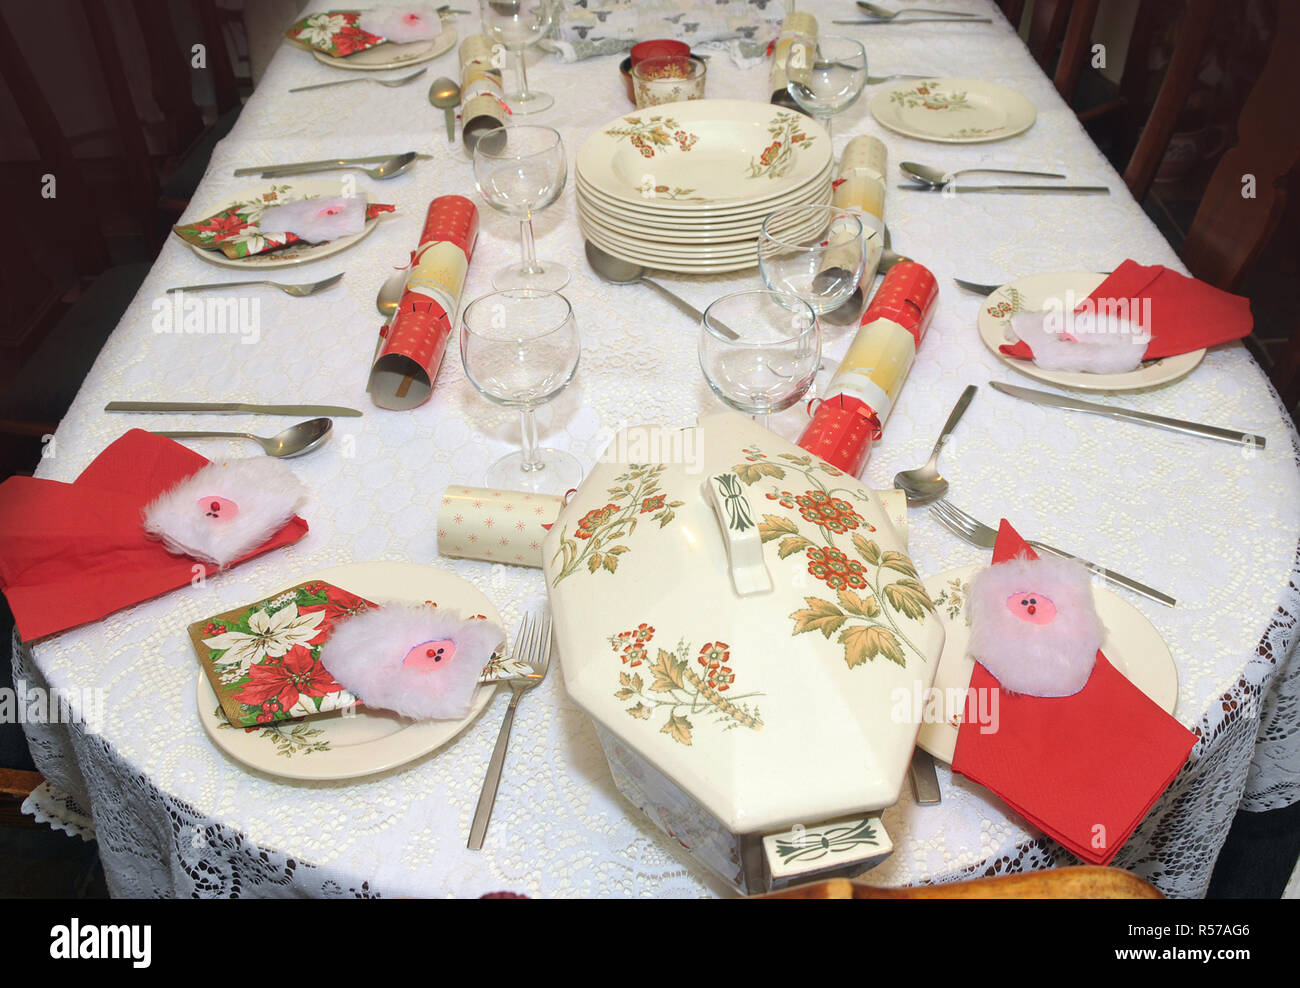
[797,261,938,474]
[368,195,479,410]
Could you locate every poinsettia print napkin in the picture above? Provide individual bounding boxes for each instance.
[190,581,531,728]
[172,185,395,260]
[286,8,443,57]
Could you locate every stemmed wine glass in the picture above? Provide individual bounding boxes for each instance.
[758,205,866,315]
[472,125,569,291]
[479,0,555,115]
[785,35,868,143]
[460,289,582,492]
[699,291,821,430]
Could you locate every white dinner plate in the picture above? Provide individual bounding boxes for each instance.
[575,164,833,222]
[197,561,502,781]
[580,224,760,274]
[915,565,1178,764]
[869,78,1036,143]
[575,180,833,236]
[309,23,457,70]
[181,180,388,271]
[577,204,827,258]
[577,100,832,210]
[976,271,1205,391]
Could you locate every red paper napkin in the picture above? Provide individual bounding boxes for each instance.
[0,430,308,642]
[950,520,1196,865]
[999,259,1252,362]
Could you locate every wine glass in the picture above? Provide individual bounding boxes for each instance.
[785,35,868,143]
[699,291,821,430]
[460,289,582,492]
[479,0,555,115]
[758,205,866,315]
[472,125,569,291]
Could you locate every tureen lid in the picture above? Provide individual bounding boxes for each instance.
[543,412,944,833]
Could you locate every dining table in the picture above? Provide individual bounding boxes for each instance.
[11,0,1300,898]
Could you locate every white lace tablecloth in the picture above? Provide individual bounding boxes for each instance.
[14,0,1300,898]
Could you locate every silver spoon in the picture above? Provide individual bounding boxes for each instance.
[155,418,333,458]
[256,151,419,181]
[900,161,1067,189]
[166,273,344,298]
[821,223,907,324]
[429,76,461,142]
[376,267,408,317]
[584,241,739,340]
[893,386,977,505]
[289,68,428,94]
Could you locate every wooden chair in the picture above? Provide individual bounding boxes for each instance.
[0,769,45,831]
[1121,0,1218,203]
[755,865,1163,899]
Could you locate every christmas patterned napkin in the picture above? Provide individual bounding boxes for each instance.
[173,185,395,260]
[286,7,444,57]
[191,581,529,728]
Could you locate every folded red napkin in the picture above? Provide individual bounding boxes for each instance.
[999,259,1252,362]
[0,430,308,642]
[951,520,1196,865]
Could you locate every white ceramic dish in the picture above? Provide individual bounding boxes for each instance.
[579,224,760,273]
[577,100,832,210]
[197,561,501,781]
[577,205,826,258]
[869,78,1036,143]
[575,165,833,222]
[181,180,387,270]
[309,23,457,70]
[915,564,1178,764]
[976,271,1205,391]
[542,412,945,893]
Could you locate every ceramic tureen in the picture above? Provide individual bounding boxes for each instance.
[542,412,945,894]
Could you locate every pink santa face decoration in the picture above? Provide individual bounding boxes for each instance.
[197,496,239,521]
[402,638,457,673]
[1005,591,1057,625]
[967,555,1104,697]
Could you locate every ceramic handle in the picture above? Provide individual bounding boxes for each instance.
[703,472,772,597]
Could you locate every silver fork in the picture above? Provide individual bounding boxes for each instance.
[289,67,427,93]
[858,2,982,18]
[955,270,1115,296]
[468,609,553,850]
[165,273,344,297]
[953,277,1003,296]
[866,73,931,84]
[931,499,1177,607]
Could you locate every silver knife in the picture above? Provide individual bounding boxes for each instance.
[106,401,363,418]
[233,154,431,176]
[990,382,1266,449]
[899,184,1111,195]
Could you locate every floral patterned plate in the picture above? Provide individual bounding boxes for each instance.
[576,100,832,210]
[180,180,387,271]
[868,79,1036,144]
[308,22,457,71]
[915,565,1178,764]
[196,561,506,781]
[976,271,1205,391]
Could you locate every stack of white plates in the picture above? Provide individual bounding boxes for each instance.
[576,99,834,274]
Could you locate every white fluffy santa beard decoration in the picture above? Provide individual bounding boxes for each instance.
[1010,305,1151,375]
[966,555,1104,697]
[142,458,306,569]
[320,604,505,721]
